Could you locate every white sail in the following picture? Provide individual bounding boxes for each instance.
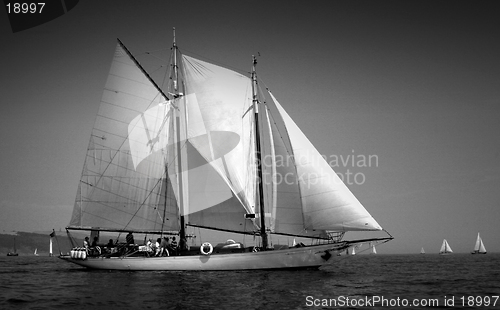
[439,239,453,254]
[420,247,425,254]
[261,97,324,237]
[370,242,377,254]
[68,42,179,232]
[472,233,486,254]
[177,55,259,233]
[267,92,382,232]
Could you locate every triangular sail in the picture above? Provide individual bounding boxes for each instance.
[267,91,382,231]
[68,42,179,232]
[261,101,326,237]
[473,233,486,253]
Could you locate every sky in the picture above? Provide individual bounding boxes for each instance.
[1,1,499,254]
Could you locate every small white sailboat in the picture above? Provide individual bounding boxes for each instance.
[420,247,425,254]
[369,242,377,254]
[439,239,453,255]
[34,248,39,256]
[59,30,393,271]
[49,231,54,257]
[471,232,486,254]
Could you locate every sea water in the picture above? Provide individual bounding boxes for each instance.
[1,254,499,309]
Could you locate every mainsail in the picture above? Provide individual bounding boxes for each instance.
[68,42,179,233]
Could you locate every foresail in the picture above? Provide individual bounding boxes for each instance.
[69,42,179,232]
[267,91,382,231]
[179,55,258,232]
[261,100,327,237]
[479,240,486,253]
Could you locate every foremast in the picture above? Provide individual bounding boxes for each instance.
[251,55,269,250]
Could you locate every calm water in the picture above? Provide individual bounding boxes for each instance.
[1,254,499,309]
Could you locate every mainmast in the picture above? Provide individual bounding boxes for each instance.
[172,27,186,244]
[251,55,268,250]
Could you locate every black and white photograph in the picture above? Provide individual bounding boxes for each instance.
[1,1,499,309]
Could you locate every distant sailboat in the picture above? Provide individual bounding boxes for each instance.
[7,237,19,256]
[471,232,486,254]
[49,231,54,257]
[370,242,377,254]
[34,248,39,256]
[439,239,453,255]
[420,247,425,254]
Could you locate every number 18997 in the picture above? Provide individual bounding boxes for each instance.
[6,2,45,13]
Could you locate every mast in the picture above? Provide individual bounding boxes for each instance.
[251,55,268,249]
[172,27,186,243]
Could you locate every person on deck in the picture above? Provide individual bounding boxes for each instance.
[179,236,188,252]
[170,236,178,255]
[155,238,161,256]
[106,239,115,254]
[126,232,135,245]
[145,239,153,256]
[160,237,170,257]
[90,236,101,256]
[83,237,90,249]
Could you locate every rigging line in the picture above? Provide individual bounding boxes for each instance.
[143,52,169,63]
[383,229,394,239]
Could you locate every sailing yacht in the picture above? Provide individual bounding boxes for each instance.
[471,232,486,254]
[439,239,453,255]
[420,247,425,254]
[59,30,392,270]
[34,248,39,256]
[369,242,377,254]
